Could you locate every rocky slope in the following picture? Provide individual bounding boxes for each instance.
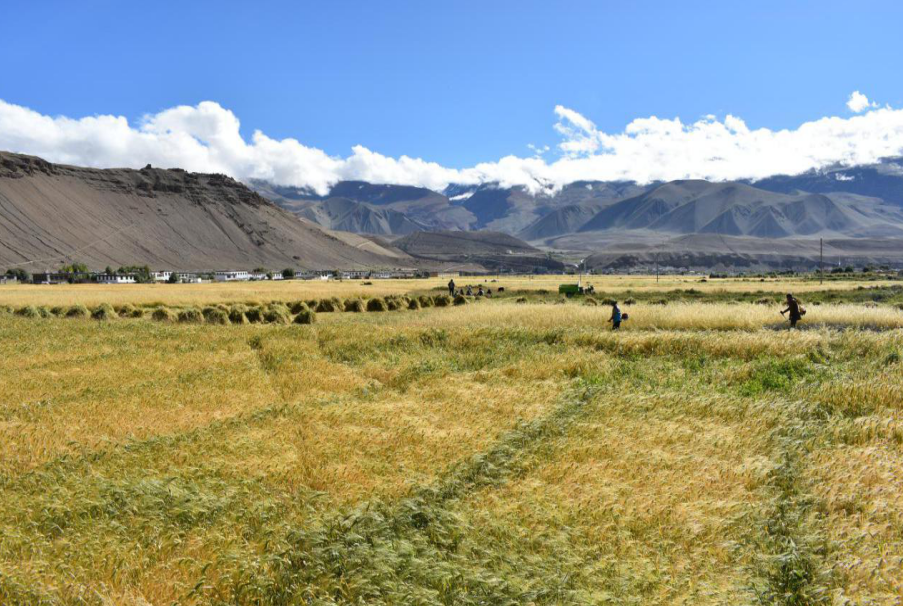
[253,179,646,235]
[255,180,477,231]
[0,152,408,271]
[391,230,564,272]
[517,201,607,240]
[300,198,427,235]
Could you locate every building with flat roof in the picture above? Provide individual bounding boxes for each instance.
[32,271,94,284]
[97,274,137,284]
[214,270,251,282]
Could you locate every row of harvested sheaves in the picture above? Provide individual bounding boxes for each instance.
[1,294,473,326]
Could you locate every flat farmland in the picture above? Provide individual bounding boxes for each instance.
[1,274,900,308]
[1,277,902,604]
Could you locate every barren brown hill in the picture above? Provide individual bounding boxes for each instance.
[393,230,540,256]
[0,152,407,271]
[392,230,565,272]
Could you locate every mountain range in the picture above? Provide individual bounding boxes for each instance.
[250,158,903,269]
[0,152,553,273]
[252,159,903,239]
[3,150,903,273]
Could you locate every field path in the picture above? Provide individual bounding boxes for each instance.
[748,399,835,605]
[218,378,605,605]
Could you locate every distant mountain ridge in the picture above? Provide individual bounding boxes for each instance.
[253,179,476,232]
[251,178,647,235]
[251,157,903,242]
[751,158,903,206]
[576,180,903,238]
[248,158,903,269]
[296,197,427,235]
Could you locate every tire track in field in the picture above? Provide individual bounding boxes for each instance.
[749,400,834,606]
[216,378,605,605]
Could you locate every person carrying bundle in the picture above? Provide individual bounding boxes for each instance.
[608,301,623,330]
[781,293,805,329]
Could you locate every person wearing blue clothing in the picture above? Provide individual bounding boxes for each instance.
[609,301,622,330]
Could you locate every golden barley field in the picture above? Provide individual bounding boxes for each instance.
[1,276,902,605]
[0,274,899,308]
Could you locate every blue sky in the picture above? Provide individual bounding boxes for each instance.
[2,1,903,191]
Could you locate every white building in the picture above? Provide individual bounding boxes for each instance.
[295,270,334,281]
[371,270,418,279]
[176,272,203,283]
[97,274,137,284]
[152,271,172,282]
[339,270,370,280]
[214,270,251,282]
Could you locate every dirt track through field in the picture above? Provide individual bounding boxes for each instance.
[748,399,834,605]
[218,379,604,604]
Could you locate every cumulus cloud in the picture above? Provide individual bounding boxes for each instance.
[846,90,876,113]
[1,92,902,194]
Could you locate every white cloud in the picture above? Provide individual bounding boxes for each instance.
[847,90,876,113]
[1,92,901,195]
[526,143,550,157]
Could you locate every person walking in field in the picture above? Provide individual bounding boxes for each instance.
[781,293,804,329]
[608,301,622,330]
[448,279,455,296]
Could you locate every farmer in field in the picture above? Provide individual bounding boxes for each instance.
[608,301,622,330]
[448,278,456,296]
[781,293,803,329]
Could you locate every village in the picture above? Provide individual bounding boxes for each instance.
[0,267,463,285]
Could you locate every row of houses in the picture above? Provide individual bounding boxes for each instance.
[30,272,137,285]
[156,271,286,283]
[21,269,441,285]
[29,271,280,284]
[213,269,425,281]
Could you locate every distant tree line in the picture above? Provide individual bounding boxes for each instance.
[3,268,30,282]
[2,262,157,284]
